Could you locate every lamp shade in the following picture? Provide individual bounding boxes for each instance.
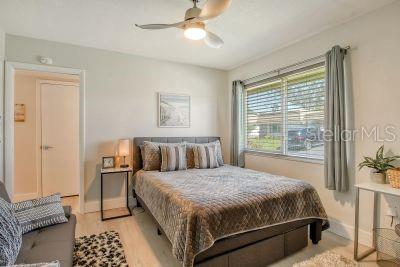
[118,139,130,157]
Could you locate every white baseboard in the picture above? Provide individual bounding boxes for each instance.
[14,192,38,202]
[327,217,372,247]
[85,196,135,213]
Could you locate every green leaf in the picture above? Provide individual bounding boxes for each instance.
[376,146,381,159]
[359,145,400,172]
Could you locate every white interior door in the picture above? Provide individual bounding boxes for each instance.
[41,81,79,197]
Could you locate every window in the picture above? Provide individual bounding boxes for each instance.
[244,64,325,160]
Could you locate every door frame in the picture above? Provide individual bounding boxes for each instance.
[36,79,80,198]
[5,61,86,214]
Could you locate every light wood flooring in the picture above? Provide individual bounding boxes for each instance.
[63,196,380,267]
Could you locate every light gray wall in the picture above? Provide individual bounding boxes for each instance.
[226,1,400,244]
[5,35,228,210]
[0,28,5,183]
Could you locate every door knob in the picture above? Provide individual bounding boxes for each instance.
[41,145,54,150]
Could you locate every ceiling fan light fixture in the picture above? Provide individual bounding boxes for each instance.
[135,0,231,48]
[184,23,206,40]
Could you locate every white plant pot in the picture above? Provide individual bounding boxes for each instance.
[370,171,386,184]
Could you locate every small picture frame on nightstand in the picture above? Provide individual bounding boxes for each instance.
[102,156,115,169]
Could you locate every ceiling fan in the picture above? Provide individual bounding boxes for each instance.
[135,0,231,48]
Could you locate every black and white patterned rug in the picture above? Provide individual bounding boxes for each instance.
[73,231,128,267]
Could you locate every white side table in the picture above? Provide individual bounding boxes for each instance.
[354,182,400,261]
[100,167,133,221]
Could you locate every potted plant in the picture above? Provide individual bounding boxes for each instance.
[358,146,400,184]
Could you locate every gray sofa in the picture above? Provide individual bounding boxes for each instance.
[0,182,76,266]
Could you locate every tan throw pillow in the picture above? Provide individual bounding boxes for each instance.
[193,144,220,169]
[184,143,196,169]
[142,142,162,171]
[160,144,187,172]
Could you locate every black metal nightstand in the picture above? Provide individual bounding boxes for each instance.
[100,167,133,221]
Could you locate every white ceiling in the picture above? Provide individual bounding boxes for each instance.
[0,0,396,70]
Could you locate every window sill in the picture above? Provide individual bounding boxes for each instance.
[244,149,324,165]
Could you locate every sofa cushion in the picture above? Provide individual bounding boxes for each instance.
[0,198,23,266]
[16,215,76,267]
[13,194,68,234]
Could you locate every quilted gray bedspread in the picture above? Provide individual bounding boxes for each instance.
[133,165,328,266]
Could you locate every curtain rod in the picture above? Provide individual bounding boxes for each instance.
[242,45,351,84]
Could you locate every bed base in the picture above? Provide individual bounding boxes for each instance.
[134,193,322,267]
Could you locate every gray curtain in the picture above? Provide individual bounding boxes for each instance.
[324,45,349,192]
[231,80,245,167]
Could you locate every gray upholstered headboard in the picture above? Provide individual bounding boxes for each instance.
[132,136,220,172]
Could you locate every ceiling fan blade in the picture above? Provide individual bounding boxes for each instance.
[205,31,224,48]
[135,21,185,30]
[199,0,231,20]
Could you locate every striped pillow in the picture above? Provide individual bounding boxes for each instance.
[160,144,187,172]
[193,145,220,169]
[12,194,68,234]
[185,140,224,168]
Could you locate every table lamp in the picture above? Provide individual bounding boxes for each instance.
[118,139,130,168]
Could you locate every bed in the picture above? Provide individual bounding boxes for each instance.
[132,137,329,267]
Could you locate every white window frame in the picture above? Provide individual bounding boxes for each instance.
[243,62,325,164]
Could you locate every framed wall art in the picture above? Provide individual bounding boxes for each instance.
[14,104,26,122]
[158,93,190,128]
